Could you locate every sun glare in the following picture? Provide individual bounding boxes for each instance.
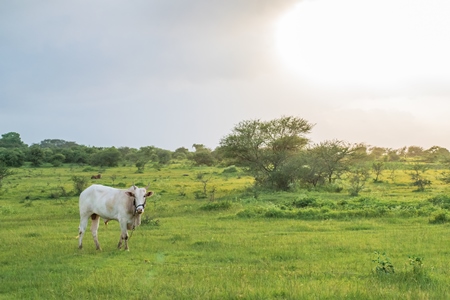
[275,0,450,88]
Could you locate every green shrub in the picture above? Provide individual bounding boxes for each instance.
[291,197,317,208]
[429,210,448,224]
[71,175,89,195]
[373,251,395,274]
[428,195,450,209]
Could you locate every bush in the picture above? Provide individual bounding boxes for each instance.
[71,176,89,195]
[429,210,448,224]
[373,251,395,274]
[428,195,450,209]
[291,197,317,208]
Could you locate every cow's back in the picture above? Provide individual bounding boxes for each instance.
[79,184,124,219]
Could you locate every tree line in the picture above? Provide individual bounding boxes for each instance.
[0,132,216,169]
[1,116,450,192]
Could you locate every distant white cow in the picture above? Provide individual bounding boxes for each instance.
[78,184,154,250]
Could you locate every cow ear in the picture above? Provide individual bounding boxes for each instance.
[145,191,154,197]
[125,191,134,197]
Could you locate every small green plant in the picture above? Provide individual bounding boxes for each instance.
[373,251,395,274]
[178,185,187,197]
[408,256,424,274]
[141,215,160,226]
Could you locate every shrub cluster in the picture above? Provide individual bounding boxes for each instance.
[236,196,447,221]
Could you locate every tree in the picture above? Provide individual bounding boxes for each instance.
[27,145,44,167]
[347,165,370,196]
[409,163,431,192]
[154,148,172,165]
[0,148,25,167]
[174,147,190,160]
[424,146,450,163]
[58,145,91,164]
[89,147,121,167]
[305,140,354,184]
[219,116,313,190]
[372,161,384,182]
[295,152,327,188]
[38,139,78,148]
[50,153,65,167]
[369,147,387,160]
[407,146,424,158]
[192,148,215,166]
[194,172,213,199]
[0,132,27,148]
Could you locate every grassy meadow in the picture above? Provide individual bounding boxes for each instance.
[1,162,450,299]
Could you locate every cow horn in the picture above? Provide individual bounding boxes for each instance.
[145,182,150,190]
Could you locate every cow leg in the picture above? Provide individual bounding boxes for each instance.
[78,215,89,249]
[117,221,129,250]
[90,214,102,250]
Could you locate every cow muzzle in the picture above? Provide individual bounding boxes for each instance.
[135,204,145,214]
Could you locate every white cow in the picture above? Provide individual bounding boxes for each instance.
[78,184,154,250]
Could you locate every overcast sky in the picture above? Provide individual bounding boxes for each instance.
[2,0,450,151]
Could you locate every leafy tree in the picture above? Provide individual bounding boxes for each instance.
[38,139,78,148]
[89,147,121,167]
[27,145,44,167]
[192,148,215,166]
[368,146,387,160]
[295,152,327,188]
[219,116,313,190]
[0,132,27,148]
[154,148,172,165]
[407,146,424,157]
[135,160,147,173]
[424,146,450,163]
[305,140,354,184]
[61,146,90,164]
[174,147,190,160]
[50,153,65,167]
[0,148,25,167]
[192,144,206,151]
[386,148,401,162]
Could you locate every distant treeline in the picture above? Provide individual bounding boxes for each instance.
[2,115,450,192]
[0,132,217,168]
[0,130,448,170]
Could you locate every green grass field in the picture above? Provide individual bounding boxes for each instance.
[1,163,450,299]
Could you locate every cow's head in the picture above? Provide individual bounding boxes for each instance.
[126,184,154,215]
